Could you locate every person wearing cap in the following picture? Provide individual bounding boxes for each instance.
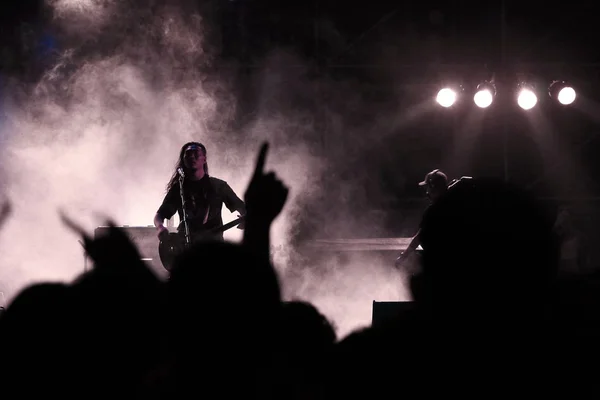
[395,169,449,268]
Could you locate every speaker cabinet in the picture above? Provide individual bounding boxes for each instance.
[93,226,169,279]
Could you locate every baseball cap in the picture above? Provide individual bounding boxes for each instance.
[418,169,448,187]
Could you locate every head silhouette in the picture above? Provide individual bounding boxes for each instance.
[167,241,281,351]
[166,142,208,192]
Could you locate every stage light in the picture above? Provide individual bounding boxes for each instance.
[436,88,457,107]
[473,82,496,108]
[517,85,538,110]
[558,87,576,105]
[549,80,576,105]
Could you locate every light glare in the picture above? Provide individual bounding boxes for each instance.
[517,89,537,110]
[557,87,576,105]
[436,88,457,108]
[474,90,493,108]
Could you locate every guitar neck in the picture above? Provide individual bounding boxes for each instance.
[213,216,244,234]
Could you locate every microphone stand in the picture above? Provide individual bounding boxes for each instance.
[178,174,192,249]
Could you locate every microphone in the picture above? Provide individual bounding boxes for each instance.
[177,167,185,178]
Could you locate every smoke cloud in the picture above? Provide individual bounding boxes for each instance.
[0,0,411,338]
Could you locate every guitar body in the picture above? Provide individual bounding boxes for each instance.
[158,233,189,272]
[158,216,244,271]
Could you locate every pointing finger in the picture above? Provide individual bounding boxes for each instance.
[253,142,269,178]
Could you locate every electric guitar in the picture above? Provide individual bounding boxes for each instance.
[158,216,244,271]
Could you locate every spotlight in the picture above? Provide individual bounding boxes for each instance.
[473,81,496,108]
[436,87,458,108]
[549,80,576,105]
[517,84,538,110]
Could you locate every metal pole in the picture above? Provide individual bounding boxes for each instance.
[501,0,509,182]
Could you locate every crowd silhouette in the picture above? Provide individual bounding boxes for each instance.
[1,141,600,398]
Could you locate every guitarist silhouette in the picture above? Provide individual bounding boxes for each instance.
[395,171,473,270]
[153,142,246,271]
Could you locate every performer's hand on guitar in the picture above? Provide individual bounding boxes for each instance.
[236,213,245,229]
[157,225,169,241]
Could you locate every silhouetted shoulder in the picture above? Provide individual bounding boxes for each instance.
[209,176,230,188]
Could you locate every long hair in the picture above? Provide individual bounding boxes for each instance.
[166,142,209,192]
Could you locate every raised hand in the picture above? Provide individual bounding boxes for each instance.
[244,142,289,224]
[60,211,146,273]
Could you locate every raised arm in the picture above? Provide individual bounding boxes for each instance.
[243,143,288,264]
